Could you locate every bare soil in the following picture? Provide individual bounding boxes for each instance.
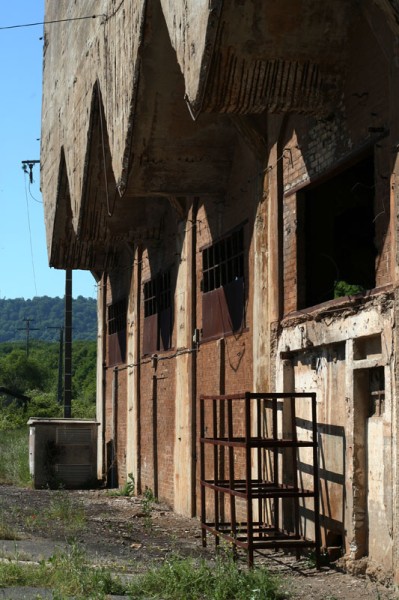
[0,485,398,599]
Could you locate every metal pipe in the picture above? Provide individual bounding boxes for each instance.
[111,366,118,488]
[135,246,143,494]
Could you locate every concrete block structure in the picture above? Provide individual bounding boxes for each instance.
[41,0,399,580]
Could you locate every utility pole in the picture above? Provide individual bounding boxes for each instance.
[48,326,64,405]
[17,318,40,357]
[21,159,40,184]
[64,269,73,418]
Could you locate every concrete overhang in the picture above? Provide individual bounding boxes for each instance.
[162,0,353,117]
[42,0,355,270]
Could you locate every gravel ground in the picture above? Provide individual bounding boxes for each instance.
[0,485,398,599]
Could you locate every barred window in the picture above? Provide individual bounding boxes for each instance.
[201,227,245,340]
[202,228,244,293]
[143,270,172,355]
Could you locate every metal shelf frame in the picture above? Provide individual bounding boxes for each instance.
[200,392,321,567]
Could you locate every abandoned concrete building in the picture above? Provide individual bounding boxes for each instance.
[41,0,399,580]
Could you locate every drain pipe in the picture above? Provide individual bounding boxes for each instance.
[111,365,118,488]
[135,245,143,494]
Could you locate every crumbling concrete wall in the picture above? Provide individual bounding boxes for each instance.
[277,299,395,570]
[266,4,399,579]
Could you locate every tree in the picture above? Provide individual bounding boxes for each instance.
[0,350,48,394]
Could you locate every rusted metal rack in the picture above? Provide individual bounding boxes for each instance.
[200,392,321,567]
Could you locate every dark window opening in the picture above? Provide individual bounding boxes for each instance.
[297,154,377,308]
[369,366,385,417]
[143,270,172,355]
[201,228,245,340]
[108,298,127,365]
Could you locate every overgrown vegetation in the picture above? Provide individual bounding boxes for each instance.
[0,544,124,600]
[24,490,87,534]
[127,550,285,600]
[334,280,365,299]
[0,340,97,433]
[108,472,135,497]
[141,486,157,529]
[0,428,30,485]
[0,340,97,485]
[0,543,285,600]
[0,514,20,541]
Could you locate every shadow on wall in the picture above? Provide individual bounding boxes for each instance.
[292,417,346,549]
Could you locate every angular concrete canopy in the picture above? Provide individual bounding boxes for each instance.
[41,0,355,269]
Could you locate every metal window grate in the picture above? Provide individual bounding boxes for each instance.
[202,228,244,293]
[108,299,127,334]
[144,271,171,317]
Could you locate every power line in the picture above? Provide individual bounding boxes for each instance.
[0,15,105,31]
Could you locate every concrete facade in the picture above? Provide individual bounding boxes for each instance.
[41,0,399,581]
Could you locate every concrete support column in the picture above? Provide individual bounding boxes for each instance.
[393,288,399,582]
[126,246,142,493]
[174,200,197,516]
[266,115,286,391]
[344,339,358,558]
[252,169,269,392]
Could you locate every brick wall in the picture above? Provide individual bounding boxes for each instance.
[101,100,264,513]
[281,12,392,314]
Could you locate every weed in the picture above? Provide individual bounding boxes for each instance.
[0,543,286,600]
[26,490,86,534]
[46,490,86,530]
[304,549,330,569]
[108,472,135,497]
[0,559,44,589]
[0,428,30,485]
[141,486,156,529]
[46,543,124,599]
[0,543,124,600]
[0,516,20,541]
[127,552,285,600]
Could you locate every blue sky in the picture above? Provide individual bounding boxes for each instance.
[0,2,97,299]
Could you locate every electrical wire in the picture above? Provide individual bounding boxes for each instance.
[0,1,125,32]
[28,180,42,204]
[0,15,105,31]
[23,173,38,296]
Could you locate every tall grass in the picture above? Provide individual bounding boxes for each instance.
[0,545,286,600]
[127,551,286,600]
[0,544,124,600]
[0,428,30,485]
[23,489,87,536]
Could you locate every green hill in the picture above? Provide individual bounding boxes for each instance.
[0,296,97,342]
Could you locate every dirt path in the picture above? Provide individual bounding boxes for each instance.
[0,485,397,599]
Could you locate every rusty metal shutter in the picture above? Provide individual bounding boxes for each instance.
[202,278,244,340]
[143,313,158,356]
[108,329,127,366]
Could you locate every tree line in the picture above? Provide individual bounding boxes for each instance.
[0,296,97,342]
